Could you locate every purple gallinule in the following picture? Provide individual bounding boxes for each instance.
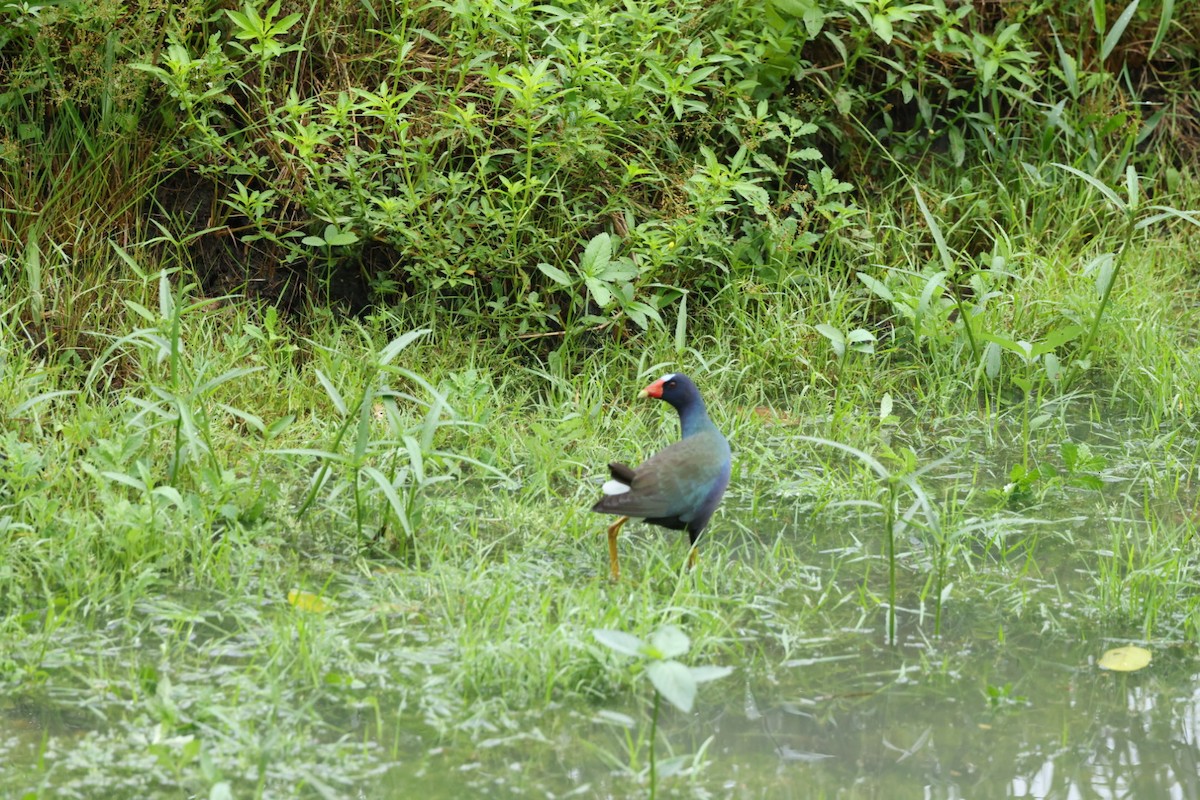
[591,373,731,580]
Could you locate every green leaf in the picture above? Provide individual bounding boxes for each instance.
[857,272,894,302]
[158,270,174,319]
[803,7,825,35]
[225,9,254,34]
[1032,325,1084,356]
[733,181,770,213]
[536,262,572,287]
[151,486,185,508]
[846,328,876,348]
[795,434,891,481]
[265,414,295,440]
[649,625,689,659]
[647,660,697,712]
[833,89,852,115]
[1043,352,1062,382]
[274,12,303,33]
[195,366,263,398]
[770,0,814,17]
[1053,34,1078,96]
[847,327,875,355]
[11,390,78,417]
[916,271,947,316]
[815,323,845,358]
[948,126,965,166]
[579,232,612,277]
[216,402,265,435]
[1061,441,1080,469]
[599,259,639,282]
[871,13,894,44]
[625,301,661,331]
[984,341,1001,378]
[981,331,1031,360]
[814,323,844,344]
[585,277,613,308]
[593,629,646,658]
[689,664,734,683]
[101,471,147,492]
[325,228,359,246]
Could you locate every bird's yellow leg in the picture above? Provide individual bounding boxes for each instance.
[686,545,698,571]
[607,516,629,581]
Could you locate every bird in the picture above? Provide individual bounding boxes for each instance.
[591,373,731,580]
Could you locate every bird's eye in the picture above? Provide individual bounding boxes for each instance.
[666,380,676,388]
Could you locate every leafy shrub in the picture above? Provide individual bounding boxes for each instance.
[2,0,1196,334]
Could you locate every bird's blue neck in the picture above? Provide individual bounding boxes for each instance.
[676,400,711,439]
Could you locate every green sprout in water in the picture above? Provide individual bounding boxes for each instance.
[592,625,733,799]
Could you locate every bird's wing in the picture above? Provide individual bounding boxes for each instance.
[591,431,728,519]
[608,462,637,484]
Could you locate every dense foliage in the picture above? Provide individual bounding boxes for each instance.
[3,0,1197,337]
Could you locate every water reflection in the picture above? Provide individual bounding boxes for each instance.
[694,634,1200,799]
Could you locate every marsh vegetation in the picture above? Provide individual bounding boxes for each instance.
[3,0,1200,796]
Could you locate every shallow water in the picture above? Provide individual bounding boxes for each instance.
[348,612,1200,799]
[4,418,1199,798]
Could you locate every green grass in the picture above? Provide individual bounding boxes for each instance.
[5,28,1200,787]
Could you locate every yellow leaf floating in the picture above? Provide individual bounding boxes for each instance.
[287,590,331,613]
[1098,645,1152,672]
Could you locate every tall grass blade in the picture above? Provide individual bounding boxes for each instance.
[314,369,347,416]
[1091,0,1106,33]
[911,185,953,273]
[674,291,688,354]
[379,328,431,365]
[1100,0,1140,62]
[1051,163,1125,211]
[795,435,889,481]
[1136,206,1200,230]
[1149,0,1175,59]
[360,465,412,536]
[24,232,44,321]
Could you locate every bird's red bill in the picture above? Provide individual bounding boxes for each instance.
[640,377,666,398]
